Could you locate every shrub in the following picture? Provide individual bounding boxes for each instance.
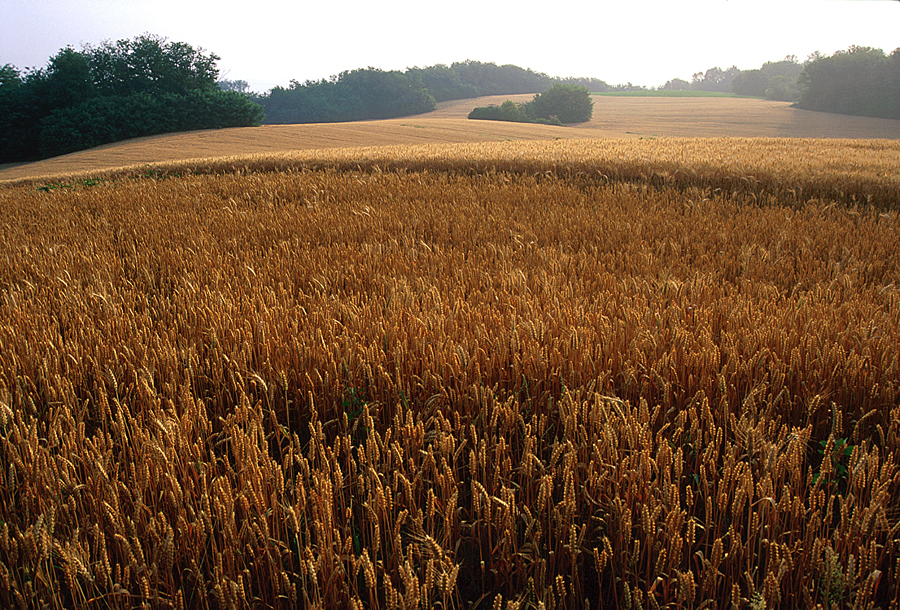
[468,84,591,126]
[468,99,531,122]
[528,83,593,123]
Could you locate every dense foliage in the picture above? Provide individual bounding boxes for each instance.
[730,57,804,101]
[661,58,803,101]
[661,46,900,115]
[795,46,900,120]
[39,91,265,157]
[7,38,897,163]
[408,61,556,102]
[530,84,594,123]
[468,84,593,125]
[259,68,436,124]
[467,99,561,124]
[254,62,614,125]
[0,35,264,162]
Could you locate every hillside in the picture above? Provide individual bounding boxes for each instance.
[3,95,900,183]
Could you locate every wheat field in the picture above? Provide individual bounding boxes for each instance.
[3,95,900,183]
[1,137,899,609]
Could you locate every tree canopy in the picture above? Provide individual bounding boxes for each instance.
[659,47,899,115]
[254,61,567,124]
[530,84,594,123]
[0,34,263,163]
[661,56,803,102]
[730,57,803,101]
[254,62,611,125]
[795,46,900,120]
[83,34,221,97]
[257,68,436,124]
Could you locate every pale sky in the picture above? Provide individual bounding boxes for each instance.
[1,0,897,92]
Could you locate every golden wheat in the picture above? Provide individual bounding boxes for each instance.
[0,138,898,609]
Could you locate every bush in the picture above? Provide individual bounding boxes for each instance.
[468,99,531,122]
[467,84,591,126]
[528,83,593,123]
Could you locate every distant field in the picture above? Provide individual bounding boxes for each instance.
[592,90,735,97]
[2,95,900,182]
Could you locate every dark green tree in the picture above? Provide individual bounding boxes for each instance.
[889,48,900,111]
[255,68,434,124]
[765,75,798,102]
[337,68,435,120]
[691,66,741,92]
[528,83,593,123]
[732,70,769,97]
[468,99,535,123]
[38,90,264,158]
[0,34,263,163]
[467,84,589,126]
[796,46,898,119]
[0,64,58,160]
[559,76,611,92]
[406,64,478,102]
[257,61,612,125]
[0,63,22,89]
[448,60,554,97]
[45,47,94,107]
[759,57,803,101]
[84,34,220,97]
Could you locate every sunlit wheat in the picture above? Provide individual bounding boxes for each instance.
[0,138,898,608]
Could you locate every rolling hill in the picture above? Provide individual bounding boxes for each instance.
[2,95,899,182]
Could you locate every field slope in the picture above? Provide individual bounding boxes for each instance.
[2,95,899,182]
[1,138,899,609]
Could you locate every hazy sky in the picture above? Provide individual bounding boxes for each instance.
[1,0,897,92]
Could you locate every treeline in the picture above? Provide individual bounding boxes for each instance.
[1,44,623,160]
[406,61,617,102]
[253,61,616,125]
[7,36,895,163]
[255,68,437,124]
[731,57,804,101]
[661,46,899,120]
[660,57,803,101]
[0,35,264,163]
[794,46,900,120]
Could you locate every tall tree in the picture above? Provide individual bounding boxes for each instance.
[0,34,263,163]
[528,83,593,123]
[84,34,220,97]
[0,63,22,89]
[691,66,741,92]
[796,46,898,119]
[45,47,94,107]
